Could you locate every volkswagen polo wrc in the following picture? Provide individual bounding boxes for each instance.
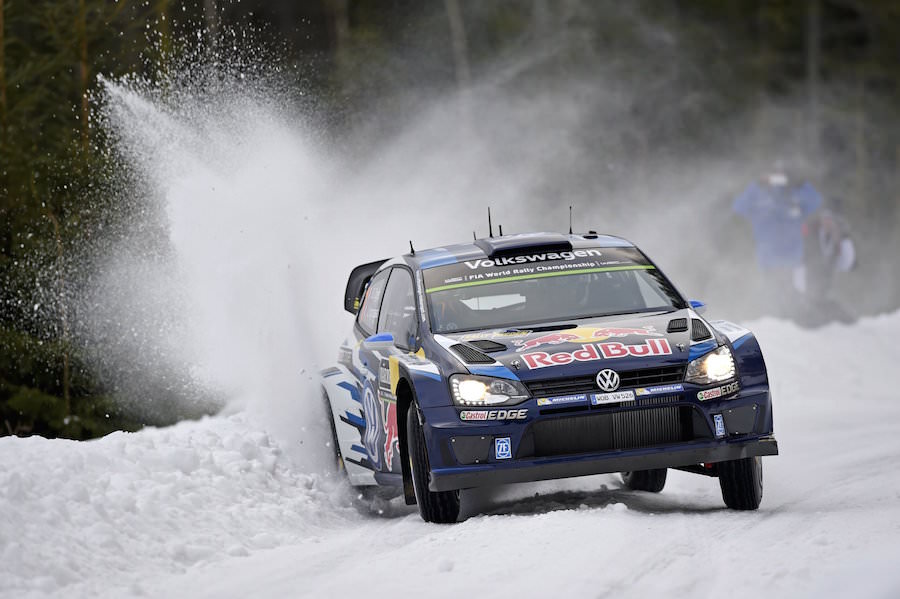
[321,232,778,522]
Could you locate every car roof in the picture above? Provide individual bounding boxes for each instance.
[403,232,636,271]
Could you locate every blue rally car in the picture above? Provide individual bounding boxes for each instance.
[321,232,778,523]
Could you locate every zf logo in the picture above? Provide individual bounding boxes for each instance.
[495,437,512,460]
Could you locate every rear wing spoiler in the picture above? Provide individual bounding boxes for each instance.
[344,259,388,314]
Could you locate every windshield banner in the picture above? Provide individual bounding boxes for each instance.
[422,247,654,293]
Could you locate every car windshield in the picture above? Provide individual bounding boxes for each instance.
[423,247,684,333]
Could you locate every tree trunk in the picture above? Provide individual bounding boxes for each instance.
[854,72,868,219]
[0,0,7,147]
[77,0,89,156]
[805,0,821,157]
[204,0,217,45]
[329,0,349,76]
[45,210,71,416]
[158,0,171,63]
[444,0,470,88]
[750,3,773,160]
[444,0,471,128]
[532,0,550,41]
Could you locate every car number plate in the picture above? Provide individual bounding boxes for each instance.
[590,390,636,405]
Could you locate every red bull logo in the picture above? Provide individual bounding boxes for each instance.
[513,326,662,352]
[382,399,399,470]
[521,338,672,370]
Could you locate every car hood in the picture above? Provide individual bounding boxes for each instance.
[445,310,697,383]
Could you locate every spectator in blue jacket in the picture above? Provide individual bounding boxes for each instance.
[733,164,823,295]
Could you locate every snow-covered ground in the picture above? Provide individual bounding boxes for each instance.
[3,315,900,599]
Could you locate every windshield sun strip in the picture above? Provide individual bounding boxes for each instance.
[424,264,656,294]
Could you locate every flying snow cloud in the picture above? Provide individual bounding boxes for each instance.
[88,4,889,455]
[91,44,747,448]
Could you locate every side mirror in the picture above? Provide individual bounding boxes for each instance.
[363,332,395,351]
[689,299,707,315]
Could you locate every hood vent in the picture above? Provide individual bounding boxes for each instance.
[666,318,688,333]
[467,339,507,353]
[450,343,495,364]
[691,319,712,342]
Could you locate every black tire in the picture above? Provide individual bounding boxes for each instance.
[621,469,667,492]
[407,404,460,523]
[323,391,347,476]
[718,456,763,510]
[324,391,397,504]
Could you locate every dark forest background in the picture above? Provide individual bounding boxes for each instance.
[1,0,899,439]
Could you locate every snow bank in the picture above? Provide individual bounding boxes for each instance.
[3,313,900,598]
[0,415,357,598]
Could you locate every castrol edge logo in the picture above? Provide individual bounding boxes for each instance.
[521,338,672,370]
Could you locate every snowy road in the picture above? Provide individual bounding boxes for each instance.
[3,316,900,599]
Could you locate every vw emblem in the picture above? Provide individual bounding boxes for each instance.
[596,369,620,392]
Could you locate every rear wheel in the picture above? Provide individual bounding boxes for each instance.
[718,456,763,510]
[621,469,667,492]
[407,404,460,523]
[324,391,389,503]
[323,391,347,476]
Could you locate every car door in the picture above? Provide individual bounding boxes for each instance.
[353,268,391,472]
[372,267,419,474]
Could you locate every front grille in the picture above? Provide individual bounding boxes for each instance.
[528,406,688,457]
[536,394,680,416]
[525,365,685,397]
[638,394,681,406]
[450,343,494,364]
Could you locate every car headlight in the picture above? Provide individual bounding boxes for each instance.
[449,374,530,406]
[685,345,735,385]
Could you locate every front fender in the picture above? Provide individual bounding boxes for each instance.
[320,365,377,486]
[389,353,449,409]
[732,334,769,394]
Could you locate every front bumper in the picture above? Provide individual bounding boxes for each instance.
[429,435,777,492]
[423,386,777,492]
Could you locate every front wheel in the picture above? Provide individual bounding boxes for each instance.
[407,404,460,523]
[718,456,764,510]
[621,469,667,492]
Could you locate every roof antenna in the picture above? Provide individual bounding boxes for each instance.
[568,205,573,235]
[473,230,477,241]
[499,224,503,236]
[409,240,415,255]
[488,207,494,238]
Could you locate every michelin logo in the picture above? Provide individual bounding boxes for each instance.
[635,384,684,397]
[537,394,588,407]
